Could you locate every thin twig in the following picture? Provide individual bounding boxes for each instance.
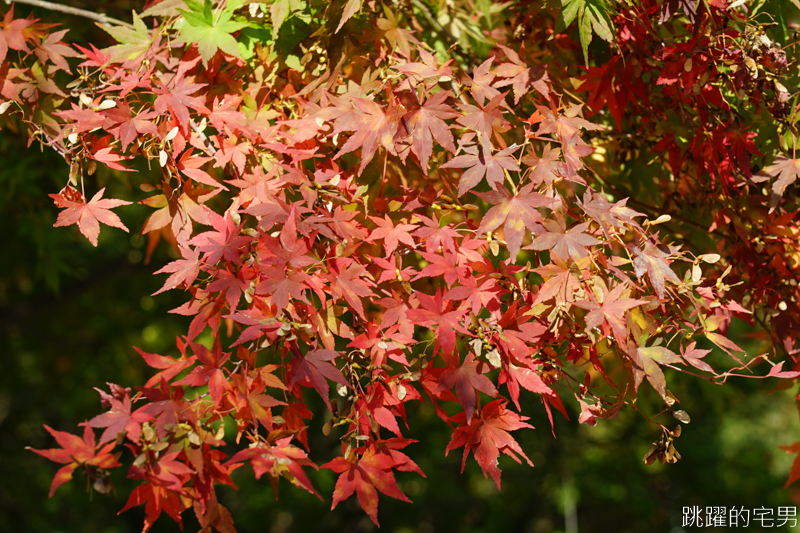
[5,0,134,28]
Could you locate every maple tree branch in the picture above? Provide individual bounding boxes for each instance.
[5,0,133,27]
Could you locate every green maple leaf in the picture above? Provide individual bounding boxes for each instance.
[178,0,248,66]
[102,11,153,61]
[555,0,615,66]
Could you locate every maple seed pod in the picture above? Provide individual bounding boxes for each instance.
[164,126,179,142]
[69,163,80,185]
[87,160,97,176]
[97,99,116,110]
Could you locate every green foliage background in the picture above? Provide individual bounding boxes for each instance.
[2,1,800,532]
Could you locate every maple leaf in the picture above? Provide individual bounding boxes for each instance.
[289,348,349,409]
[102,100,159,150]
[528,103,604,140]
[50,187,132,246]
[413,250,464,287]
[227,438,321,499]
[445,400,533,490]
[393,46,454,90]
[368,215,417,256]
[135,346,198,388]
[754,155,800,209]
[412,213,460,255]
[87,390,153,444]
[34,29,79,73]
[178,0,248,66]
[560,133,594,180]
[781,442,800,489]
[269,0,302,35]
[378,9,419,58]
[444,273,501,315]
[0,7,34,64]
[372,254,417,285]
[28,425,121,497]
[522,143,561,186]
[462,57,501,104]
[394,90,458,172]
[327,259,373,319]
[658,0,699,24]
[118,482,187,531]
[632,242,682,299]
[256,267,310,312]
[336,0,363,32]
[153,245,201,295]
[443,138,520,196]
[333,97,401,175]
[434,352,498,424]
[173,339,232,407]
[101,11,155,62]
[493,43,550,103]
[406,289,469,356]
[323,442,415,526]
[476,183,555,259]
[526,219,601,261]
[153,75,208,132]
[579,188,644,238]
[573,283,646,347]
[534,255,587,304]
[456,93,510,139]
[681,341,713,373]
[628,342,682,400]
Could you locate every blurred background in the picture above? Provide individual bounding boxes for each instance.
[3,2,800,532]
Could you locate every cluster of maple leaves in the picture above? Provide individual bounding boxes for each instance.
[3,0,800,530]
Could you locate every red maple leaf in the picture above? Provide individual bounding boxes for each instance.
[754,155,800,209]
[153,75,208,132]
[628,343,683,400]
[227,438,320,499]
[50,186,132,246]
[443,138,520,196]
[289,348,349,409]
[573,283,646,347]
[0,7,34,64]
[394,90,458,172]
[434,352,498,424]
[102,100,159,150]
[323,440,420,526]
[632,242,682,299]
[526,219,601,261]
[462,57,501,104]
[455,93,510,139]
[118,482,188,531]
[493,43,550,103]
[28,424,121,497]
[476,183,555,259]
[153,245,201,295]
[87,390,153,444]
[406,289,469,356]
[327,258,373,319]
[332,97,402,175]
[34,29,80,73]
[368,214,417,256]
[445,400,533,489]
[681,341,713,373]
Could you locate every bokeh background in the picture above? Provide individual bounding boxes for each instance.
[3,2,800,532]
